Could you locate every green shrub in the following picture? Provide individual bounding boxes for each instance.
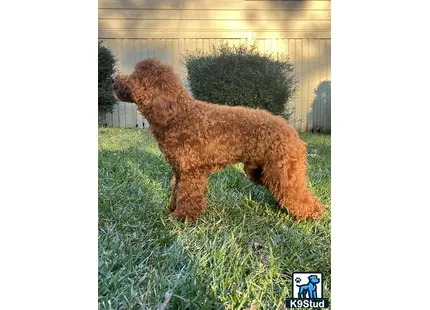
[98,40,118,117]
[181,42,298,117]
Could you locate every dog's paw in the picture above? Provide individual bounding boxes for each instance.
[170,210,197,223]
[308,203,326,220]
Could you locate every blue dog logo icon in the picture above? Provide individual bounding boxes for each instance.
[296,275,320,299]
[286,272,329,308]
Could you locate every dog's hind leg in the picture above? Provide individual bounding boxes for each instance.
[260,143,325,219]
[170,169,208,222]
[298,287,305,299]
[282,141,325,219]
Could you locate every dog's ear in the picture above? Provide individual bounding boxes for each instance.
[113,75,135,103]
[150,95,178,126]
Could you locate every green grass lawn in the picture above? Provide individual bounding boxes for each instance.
[98,128,331,310]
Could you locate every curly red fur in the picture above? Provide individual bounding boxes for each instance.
[113,59,326,222]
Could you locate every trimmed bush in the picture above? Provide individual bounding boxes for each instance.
[98,40,118,116]
[181,42,297,118]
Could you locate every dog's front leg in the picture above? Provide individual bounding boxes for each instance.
[170,170,208,222]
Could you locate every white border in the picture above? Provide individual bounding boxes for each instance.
[332,1,430,309]
[0,1,97,309]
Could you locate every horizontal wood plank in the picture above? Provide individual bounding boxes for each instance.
[99,19,330,31]
[99,29,331,39]
[98,9,331,20]
[99,0,331,10]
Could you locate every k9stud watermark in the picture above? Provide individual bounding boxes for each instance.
[285,272,329,308]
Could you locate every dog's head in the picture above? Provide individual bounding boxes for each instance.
[308,275,320,284]
[112,59,186,125]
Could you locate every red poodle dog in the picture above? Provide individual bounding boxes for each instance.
[113,59,325,222]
